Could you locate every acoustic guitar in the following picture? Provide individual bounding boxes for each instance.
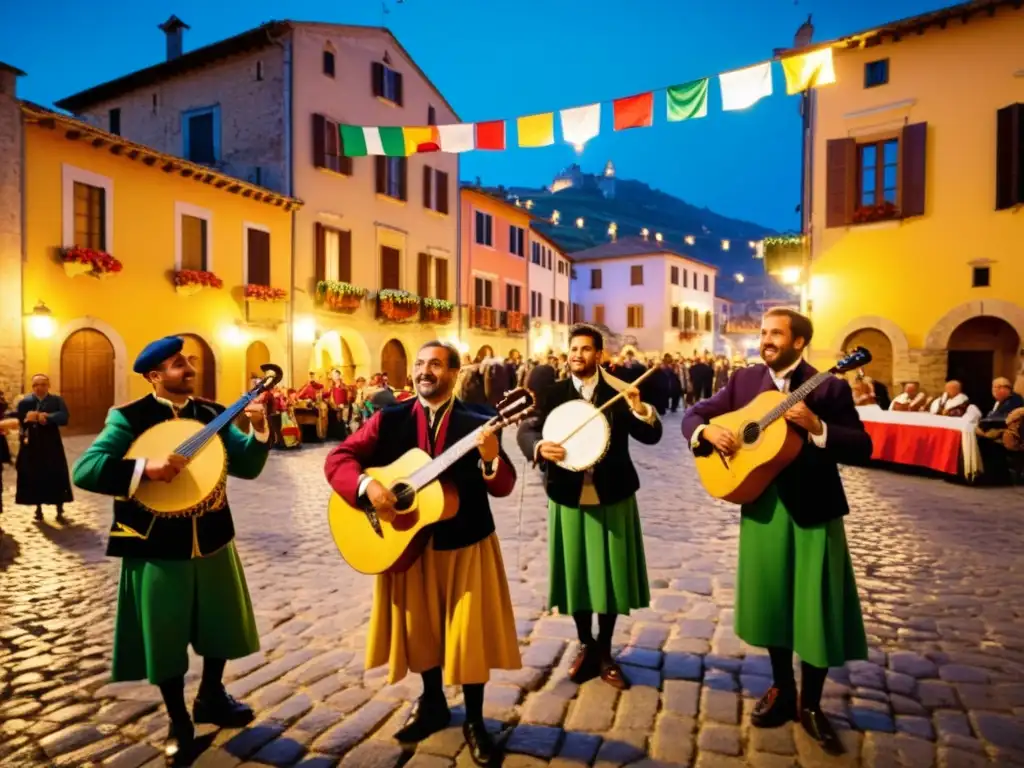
[327,387,535,575]
[694,347,871,504]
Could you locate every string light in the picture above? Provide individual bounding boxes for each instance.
[655,232,663,242]
[551,210,560,225]
[684,235,695,246]
[641,228,650,240]
[721,239,730,251]
[576,217,585,228]
[734,273,745,283]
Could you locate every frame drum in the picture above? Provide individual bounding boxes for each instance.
[542,399,611,472]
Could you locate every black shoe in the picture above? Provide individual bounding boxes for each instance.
[56,506,65,522]
[34,507,42,521]
[394,696,451,743]
[568,644,600,684]
[463,719,498,766]
[164,720,195,767]
[751,685,797,728]
[192,687,254,728]
[800,707,844,755]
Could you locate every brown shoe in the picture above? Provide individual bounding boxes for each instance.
[568,644,599,683]
[598,652,630,690]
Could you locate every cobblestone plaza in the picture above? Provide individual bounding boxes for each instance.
[2,416,1023,767]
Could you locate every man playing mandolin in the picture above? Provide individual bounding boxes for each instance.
[681,309,872,755]
[72,336,272,766]
[323,341,521,766]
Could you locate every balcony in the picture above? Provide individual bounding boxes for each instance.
[504,310,528,335]
[421,298,454,325]
[471,306,500,331]
[376,290,420,322]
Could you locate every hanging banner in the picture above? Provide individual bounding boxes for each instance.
[560,103,601,149]
[720,62,774,111]
[781,48,836,94]
[517,112,555,147]
[666,78,709,122]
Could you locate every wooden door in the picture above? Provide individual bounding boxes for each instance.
[381,339,408,389]
[181,335,216,401]
[60,329,114,435]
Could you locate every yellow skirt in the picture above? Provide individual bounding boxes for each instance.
[367,532,522,686]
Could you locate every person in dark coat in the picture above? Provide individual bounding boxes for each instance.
[689,358,714,401]
[667,360,684,413]
[526,360,558,413]
[15,374,74,521]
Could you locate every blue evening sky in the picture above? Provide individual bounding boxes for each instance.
[2,0,947,230]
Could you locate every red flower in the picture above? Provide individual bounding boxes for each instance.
[62,246,123,274]
[175,270,224,289]
[246,283,286,302]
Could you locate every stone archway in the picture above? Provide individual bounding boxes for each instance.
[60,329,115,435]
[831,315,910,361]
[313,329,371,383]
[841,328,894,391]
[924,300,1024,351]
[245,341,270,386]
[381,339,409,388]
[946,316,1020,413]
[49,316,129,408]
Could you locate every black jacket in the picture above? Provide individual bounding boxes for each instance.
[517,375,662,507]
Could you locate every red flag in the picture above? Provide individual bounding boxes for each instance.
[613,93,654,131]
[475,120,506,151]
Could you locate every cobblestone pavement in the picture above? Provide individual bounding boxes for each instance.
[2,414,1024,768]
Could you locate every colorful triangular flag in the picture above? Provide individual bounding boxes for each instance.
[780,48,836,95]
[438,123,475,153]
[666,79,709,122]
[560,103,601,149]
[719,62,773,111]
[475,120,506,151]
[517,112,555,147]
[613,93,653,131]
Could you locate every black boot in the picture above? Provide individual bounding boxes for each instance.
[56,505,65,522]
[34,506,42,521]
[751,685,797,728]
[193,658,253,728]
[463,719,498,766]
[800,707,844,755]
[394,695,451,742]
[164,719,195,767]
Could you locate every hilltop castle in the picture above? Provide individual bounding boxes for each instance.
[549,160,617,199]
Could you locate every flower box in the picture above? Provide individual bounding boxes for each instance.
[421,298,454,324]
[63,261,93,279]
[853,202,899,224]
[316,280,366,313]
[506,311,527,334]
[175,270,224,296]
[62,246,123,278]
[376,290,421,322]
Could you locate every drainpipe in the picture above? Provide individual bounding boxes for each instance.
[456,173,463,349]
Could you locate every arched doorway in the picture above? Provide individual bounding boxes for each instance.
[245,341,270,387]
[60,329,115,435]
[313,332,357,383]
[841,328,894,391]
[947,316,1020,413]
[381,339,408,388]
[181,334,216,400]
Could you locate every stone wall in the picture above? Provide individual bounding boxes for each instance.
[0,67,24,397]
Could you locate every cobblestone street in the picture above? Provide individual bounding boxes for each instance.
[2,414,1024,768]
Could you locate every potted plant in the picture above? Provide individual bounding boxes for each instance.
[316,280,366,312]
[245,284,288,302]
[174,269,224,296]
[421,297,453,324]
[853,201,899,224]
[377,289,420,321]
[62,246,124,278]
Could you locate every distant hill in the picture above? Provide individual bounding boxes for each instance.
[481,163,797,304]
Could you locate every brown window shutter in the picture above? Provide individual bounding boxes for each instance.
[371,62,384,97]
[825,137,857,228]
[247,229,271,285]
[394,72,404,106]
[434,258,448,300]
[422,166,433,209]
[398,158,408,201]
[375,156,386,195]
[338,127,353,175]
[996,104,1023,211]
[436,171,449,214]
[671,306,679,327]
[380,246,400,290]
[312,113,326,168]
[314,222,326,282]
[417,252,431,297]
[900,122,927,218]
[338,230,352,283]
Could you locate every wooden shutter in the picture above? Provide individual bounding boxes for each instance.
[247,229,271,286]
[434,258,448,300]
[371,62,384,97]
[375,156,386,195]
[436,171,449,214]
[671,306,679,327]
[996,104,1023,211]
[314,222,326,282]
[338,128,353,176]
[901,122,927,217]
[417,252,431,297]
[312,113,326,168]
[423,166,433,209]
[338,230,352,283]
[825,137,856,228]
[380,246,400,290]
[394,72,404,106]
[398,158,408,201]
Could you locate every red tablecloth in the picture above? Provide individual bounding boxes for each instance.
[863,421,961,475]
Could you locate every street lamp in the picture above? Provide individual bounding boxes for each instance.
[575,217,585,229]
[27,301,56,339]
[654,232,663,243]
[781,267,802,285]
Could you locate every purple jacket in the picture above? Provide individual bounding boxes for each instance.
[681,361,872,526]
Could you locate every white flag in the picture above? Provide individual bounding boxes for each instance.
[719,62,773,111]
[438,123,475,154]
[560,103,601,149]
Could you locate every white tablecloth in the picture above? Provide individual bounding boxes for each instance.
[856,405,984,478]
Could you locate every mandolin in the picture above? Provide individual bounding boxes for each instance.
[126,363,283,518]
[327,387,535,575]
[693,348,871,504]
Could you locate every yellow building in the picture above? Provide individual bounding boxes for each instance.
[18,103,300,434]
[792,1,1024,411]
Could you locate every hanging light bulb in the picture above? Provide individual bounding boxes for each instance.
[640,228,649,240]
[684,235,695,246]
[655,232,663,243]
[551,210,561,225]
[721,239,730,251]
[576,217,585,229]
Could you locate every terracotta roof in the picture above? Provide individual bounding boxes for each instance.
[55,21,459,120]
[21,101,303,210]
[461,186,542,223]
[567,236,719,272]
[774,0,1021,58]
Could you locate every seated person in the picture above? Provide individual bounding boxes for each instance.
[890,381,928,412]
[929,380,970,418]
[852,378,877,406]
[977,377,1024,434]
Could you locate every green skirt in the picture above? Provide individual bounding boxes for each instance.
[736,486,868,669]
[112,541,260,684]
[548,495,650,615]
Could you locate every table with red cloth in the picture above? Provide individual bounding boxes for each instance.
[856,405,983,478]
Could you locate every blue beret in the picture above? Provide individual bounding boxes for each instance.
[133,336,184,374]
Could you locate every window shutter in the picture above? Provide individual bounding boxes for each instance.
[901,122,927,218]
[380,246,400,290]
[371,62,384,97]
[417,252,431,298]
[247,229,271,286]
[422,166,433,209]
[825,137,856,228]
[312,113,326,168]
[375,156,386,195]
[435,258,448,300]
[398,158,408,201]
[338,128,353,175]
[671,306,679,327]
[436,171,449,214]
[338,230,352,283]
[394,72,404,106]
[996,104,1023,211]
[314,222,326,282]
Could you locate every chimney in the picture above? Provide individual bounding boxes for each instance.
[158,15,190,61]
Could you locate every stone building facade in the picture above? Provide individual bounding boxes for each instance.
[0,63,24,396]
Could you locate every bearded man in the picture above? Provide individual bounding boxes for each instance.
[681,309,872,755]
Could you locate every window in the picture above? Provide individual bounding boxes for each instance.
[312,114,353,175]
[256,60,264,81]
[108,108,121,136]
[864,59,889,88]
[671,306,680,327]
[375,156,407,200]
[590,268,602,289]
[315,223,351,283]
[593,304,605,325]
[630,265,643,285]
[627,305,644,328]
[996,103,1024,210]
[703,274,709,292]
[506,283,522,312]
[558,300,566,324]
[546,248,553,269]
[550,298,556,321]
[245,226,271,286]
[422,168,450,214]
[380,246,401,290]
[705,311,713,331]
[418,252,431,298]
[176,203,212,272]
[323,50,336,78]
[73,181,106,250]
[972,266,990,288]
[670,265,679,285]
[683,269,689,288]
[474,276,493,307]
[572,303,583,323]
[372,61,404,106]
[531,242,541,265]
[858,139,898,207]
[182,106,220,165]
[509,226,525,257]
[684,308,693,329]
[531,290,542,316]
[428,105,436,125]
[474,211,493,246]
[434,258,449,300]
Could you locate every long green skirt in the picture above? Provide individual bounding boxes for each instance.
[548,495,650,615]
[736,486,868,669]
[112,541,260,684]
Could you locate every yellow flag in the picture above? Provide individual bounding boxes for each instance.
[780,48,836,95]
[402,126,439,155]
[517,112,555,148]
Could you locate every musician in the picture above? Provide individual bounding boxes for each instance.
[71,336,270,766]
[296,371,324,401]
[681,309,871,756]
[323,341,521,766]
[14,374,74,522]
[517,324,662,690]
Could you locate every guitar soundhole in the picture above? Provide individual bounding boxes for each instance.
[391,482,416,512]
[741,423,760,445]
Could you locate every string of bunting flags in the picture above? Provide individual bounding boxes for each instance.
[339,47,836,157]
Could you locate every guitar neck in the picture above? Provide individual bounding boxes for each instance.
[407,422,492,489]
[756,371,833,430]
[173,390,261,459]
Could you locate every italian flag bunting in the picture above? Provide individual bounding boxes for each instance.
[339,125,407,156]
